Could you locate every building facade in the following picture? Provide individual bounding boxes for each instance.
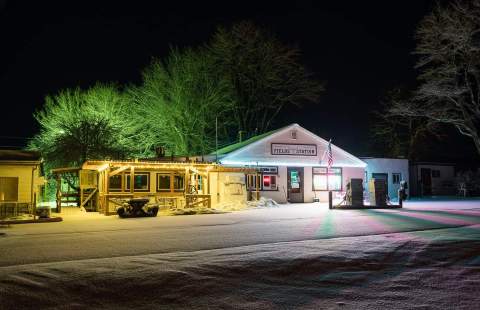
[409,162,456,196]
[0,149,44,210]
[361,157,409,200]
[216,124,367,203]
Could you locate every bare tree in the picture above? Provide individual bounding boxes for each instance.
[208,21,324,136]
[372,88,441,160]
[391,1,480,155]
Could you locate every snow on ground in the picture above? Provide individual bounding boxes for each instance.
[0,200,480,309]
[1,225,479,309]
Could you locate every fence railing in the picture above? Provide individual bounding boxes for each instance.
[0,202,33,219]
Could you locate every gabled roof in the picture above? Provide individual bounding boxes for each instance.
[0,149,42,162]
[215,127,284,156]
[218,123,366,168]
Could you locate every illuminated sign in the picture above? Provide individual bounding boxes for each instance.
[271,143,317,156]
[263,175,270,187]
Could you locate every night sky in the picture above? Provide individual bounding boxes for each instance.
[0,0,476,160]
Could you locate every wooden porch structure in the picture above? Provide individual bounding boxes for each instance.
[53,160,259,215]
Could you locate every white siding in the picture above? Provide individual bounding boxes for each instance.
[362,158,409,200]
[220,124,367,204]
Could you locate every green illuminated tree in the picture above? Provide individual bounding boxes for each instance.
[29,84,139,168]
[128,48,235,156]
[208,21,324,136]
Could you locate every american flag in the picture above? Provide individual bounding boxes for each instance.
[327,139,333,168]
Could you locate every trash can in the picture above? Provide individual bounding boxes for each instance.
[35,206,51,218]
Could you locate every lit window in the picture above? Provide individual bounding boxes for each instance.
[392,173,401,184]
[125,173,150,192]
[312,167,342,191]
[263,176,270,187]
[313,174,327,190]
[157,174,170,191]
[262,175,277,190]
[0,177,18,201]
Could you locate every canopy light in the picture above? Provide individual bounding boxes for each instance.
[220,160,367,168]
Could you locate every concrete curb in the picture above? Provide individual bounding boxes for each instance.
[0,217,63,225]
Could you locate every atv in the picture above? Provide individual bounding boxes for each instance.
[117,198,159,218]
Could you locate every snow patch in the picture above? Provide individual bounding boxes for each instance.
[246,197,280,208]
[0,226,479,309]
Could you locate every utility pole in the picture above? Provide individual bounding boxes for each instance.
[215,117,218,163]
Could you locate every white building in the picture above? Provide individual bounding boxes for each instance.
[216,124,366,203]
[361,157,409,200]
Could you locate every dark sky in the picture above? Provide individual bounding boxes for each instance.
[0,0,476,160]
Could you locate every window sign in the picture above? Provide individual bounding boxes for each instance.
[258,166,278,174]
[262,175,277,190]
[313,167,327,174]
[271,143,317,156]
[291,170,300,189]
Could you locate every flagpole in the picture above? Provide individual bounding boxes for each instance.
[320,139,332,167]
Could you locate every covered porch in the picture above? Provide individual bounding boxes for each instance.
[53,160,259,215]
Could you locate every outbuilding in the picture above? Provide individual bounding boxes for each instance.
[361,157,409,201]
[409,162,456,196]
[0,149,44,217]
[215,123,367,203]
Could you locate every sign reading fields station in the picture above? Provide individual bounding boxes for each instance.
[271,143,317,156]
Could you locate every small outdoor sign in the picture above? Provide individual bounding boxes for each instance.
[271,143,317,156]
[290,170,300,188]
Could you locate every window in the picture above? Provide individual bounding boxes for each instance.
[108,171,150,192]
[108,175,122,191]
[0,177,18,201]
[262,175,277,190]
[189,174,203,192]
[392,173,401,184]
[125,173,150,192]
[156,173,185,192]
[291,130,297,140]
[312,167,342,191]
[197,175,203,191]
[246,174,260,190]
[157,174,171,191]
[432,170,441,178]
[173,174,185,191]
